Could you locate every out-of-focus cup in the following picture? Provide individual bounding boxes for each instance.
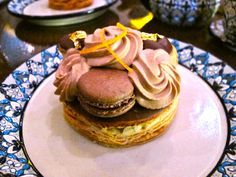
[148,0,221,27]
[222,0,236,47]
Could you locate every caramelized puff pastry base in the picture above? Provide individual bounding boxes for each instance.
[63,96,179,148]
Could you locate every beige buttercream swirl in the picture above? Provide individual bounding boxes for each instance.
[54,48,90,102]
[81,26,143,70]
[128,49,180,109]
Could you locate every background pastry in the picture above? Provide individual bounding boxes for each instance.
[49,0,93,10]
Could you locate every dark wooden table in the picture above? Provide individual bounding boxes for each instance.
[0,0,235,83]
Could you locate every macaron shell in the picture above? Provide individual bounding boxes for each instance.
[77,68,134,104]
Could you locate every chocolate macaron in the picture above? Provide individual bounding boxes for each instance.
[77,68,135,118]
[143,37,178,66]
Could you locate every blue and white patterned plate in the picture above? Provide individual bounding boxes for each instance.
[0,40,235,177]
[7,0,118,26]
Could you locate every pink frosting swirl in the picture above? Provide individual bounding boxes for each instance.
[128,49,180,109]
[81,26,143,70]
[54,48,90,102]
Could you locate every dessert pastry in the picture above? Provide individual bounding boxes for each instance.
[48,0,92,10]
[54,23,181,147]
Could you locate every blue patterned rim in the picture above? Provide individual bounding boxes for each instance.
[7,0,117,19]
[0,40,235,176]
[149,0,221,26]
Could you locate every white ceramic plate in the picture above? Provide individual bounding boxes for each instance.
[0,40,235,177]
[7,0,118,26]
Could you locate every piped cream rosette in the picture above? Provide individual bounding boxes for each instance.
[54,49,90,102]
[129,49,180,109]
[80,25,143,70]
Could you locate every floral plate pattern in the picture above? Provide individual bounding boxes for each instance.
[0,40,235,177]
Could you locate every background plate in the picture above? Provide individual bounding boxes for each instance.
[0,40,235,177]
[7,0,118,26]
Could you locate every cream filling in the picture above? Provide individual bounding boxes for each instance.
[100,97,178,138]
[101,115,163,137]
